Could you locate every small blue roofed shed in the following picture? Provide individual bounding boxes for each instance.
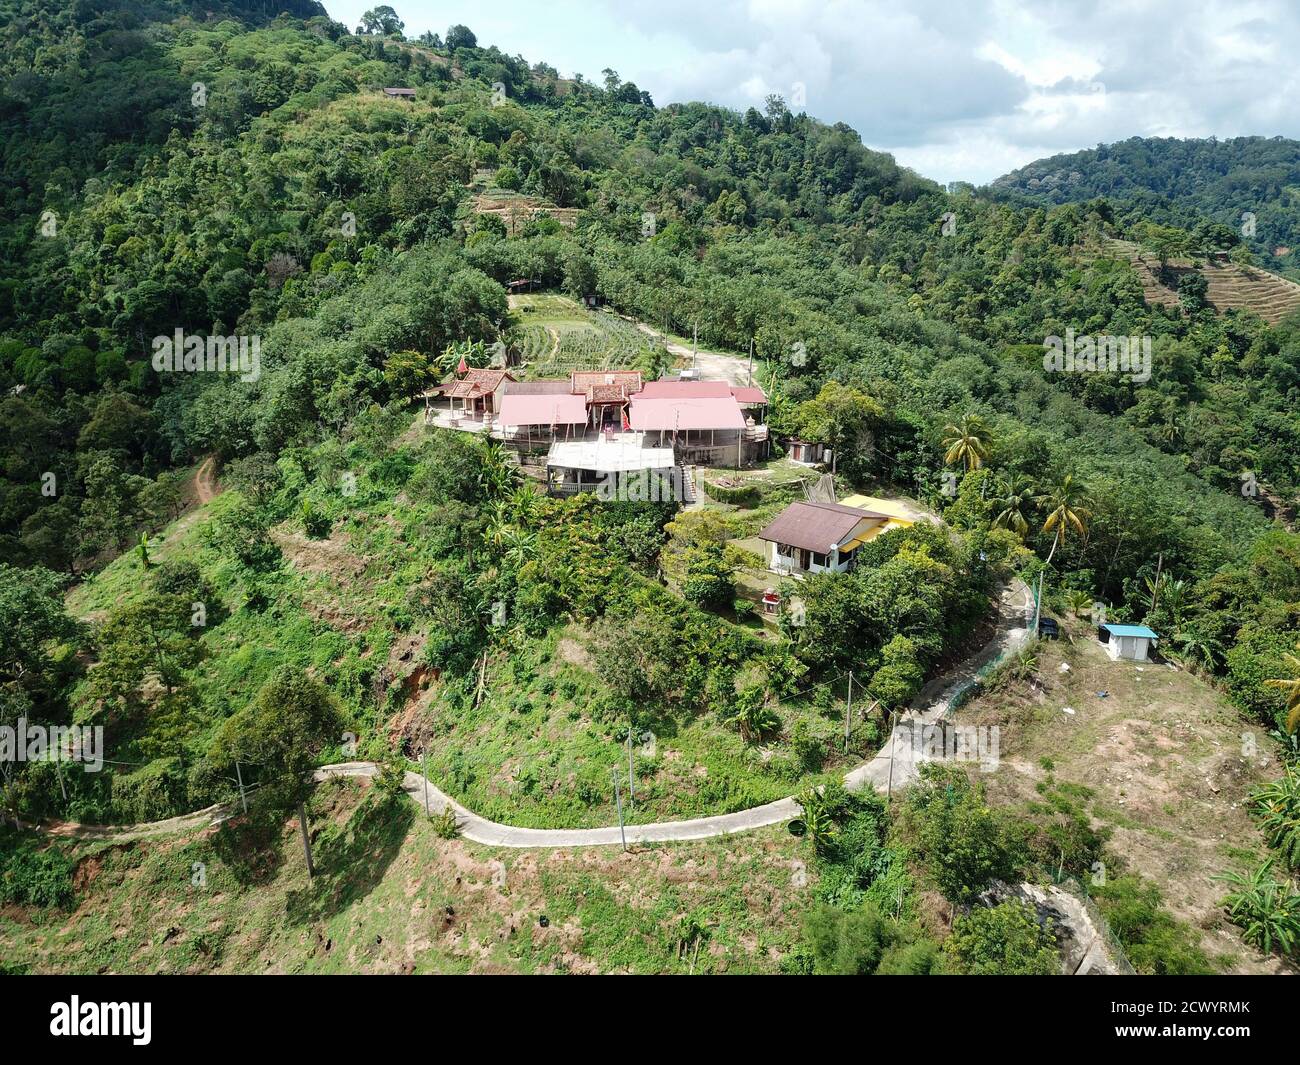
[1099,623,1159,662]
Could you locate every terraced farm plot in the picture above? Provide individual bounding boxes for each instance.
[1201,259,1300,322]
[1088,237,1300,323]
[472,189,580,230]
[507,294,665,377]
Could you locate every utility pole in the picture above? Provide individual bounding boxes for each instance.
[298,802,315,878]
[844,672,854,751]
[627,730,635,802]
[692,322,698,373]
[1031,571,1044,636]
[235,760,248,814]
[1151,552,1164,613]
[612,768,627,852]
[747,337,754,385]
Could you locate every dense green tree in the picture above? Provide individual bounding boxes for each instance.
[944,901,1059,975]
[207,668,344,878]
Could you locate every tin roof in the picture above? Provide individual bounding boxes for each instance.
[1101,624,1159,640]
[758,501,888,554]
[498,393,587,426]
[628,396,746,431]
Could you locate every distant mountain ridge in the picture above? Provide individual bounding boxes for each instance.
[990,135,1300,274]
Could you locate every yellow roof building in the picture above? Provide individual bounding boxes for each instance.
[836,495,916,548]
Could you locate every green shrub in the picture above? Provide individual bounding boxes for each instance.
[702,480,760,507]
[876,939,945,974]
[0,831,76,909]
[430,806,460,839]
[790,719,826,772]
[681,544,734,612]
[898,766,1027,904]
[723,543,765,570]
[1094,873,1215,973]
[944,900,1058,975]
[111,758,186,823]
[803,903,889,974]
[302,499,331,539]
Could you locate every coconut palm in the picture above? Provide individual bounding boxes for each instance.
[942,414,991,472]
[1064,589,1094,617]
[1265,642,1300,733]
[1038,474,1091,567]
[991,474,1036,537]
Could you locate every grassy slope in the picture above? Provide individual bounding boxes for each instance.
[0,778,809,974]
[955,619,1292,973]
[62,430,864,828]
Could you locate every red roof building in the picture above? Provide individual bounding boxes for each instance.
[425,367,516,419]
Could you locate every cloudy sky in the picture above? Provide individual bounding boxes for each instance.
[327,0,1300,185]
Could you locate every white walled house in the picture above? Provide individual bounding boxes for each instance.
[1099,623,1159,661]
[757,501,891,578]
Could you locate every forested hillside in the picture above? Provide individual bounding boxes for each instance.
[2,1,1299,975]
[991,135,1300,274]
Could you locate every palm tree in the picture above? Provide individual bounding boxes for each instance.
[1265,642,1300,733]
[991,474,1036,537]
[942,414,991,472]
[728,687,780,744]
[1064,589,1093,617]
[1038,474,1091,567]
[796,788,838,856]
[1172,629,1224,673]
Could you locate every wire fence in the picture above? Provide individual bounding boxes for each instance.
[1049,874,1138,975]
[942,588,1037,716]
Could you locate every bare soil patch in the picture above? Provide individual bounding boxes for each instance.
[956,625,1290,972]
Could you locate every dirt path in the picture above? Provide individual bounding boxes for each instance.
[193,455,219,504]
[631,321,753,385]
[846,578,1034,794]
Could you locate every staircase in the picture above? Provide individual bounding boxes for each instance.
[680,464,698,504]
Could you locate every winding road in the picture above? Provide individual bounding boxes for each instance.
[20,582,1032,850]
